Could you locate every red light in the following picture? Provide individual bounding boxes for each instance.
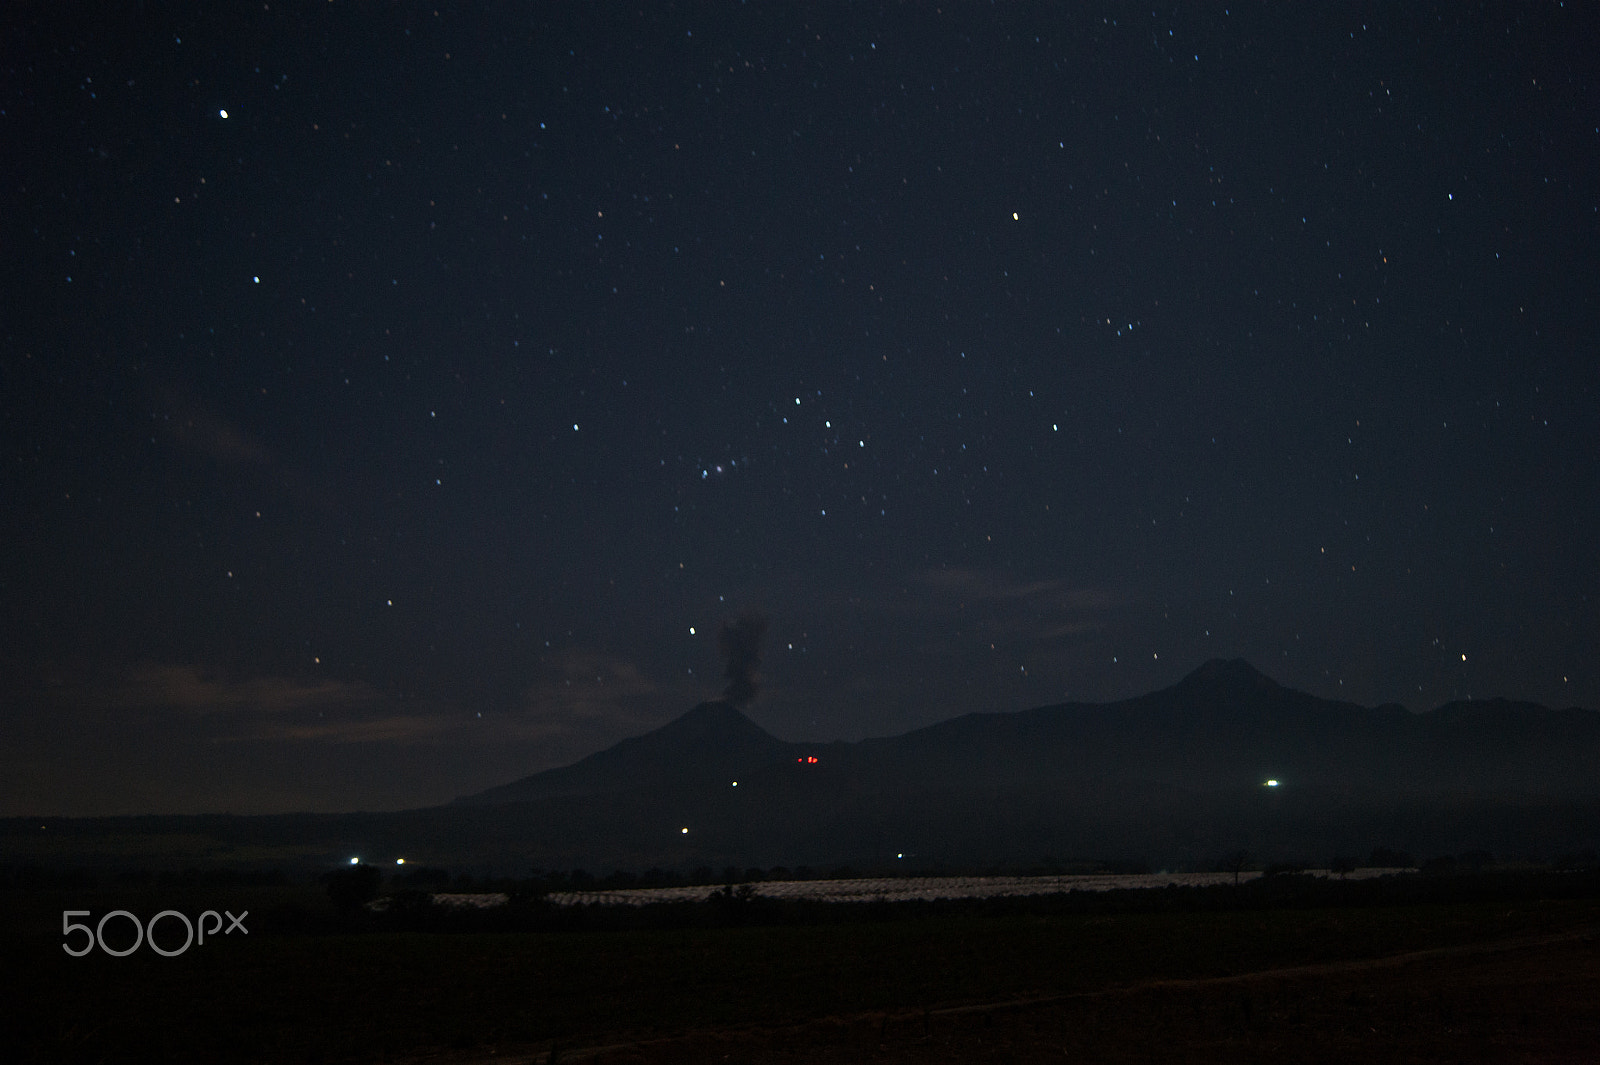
[807,756,818,763]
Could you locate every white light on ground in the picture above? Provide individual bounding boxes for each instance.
[1264,779,1279,787]
[680,827,688,834]
[396,858,406,865]
[349,857,360,864]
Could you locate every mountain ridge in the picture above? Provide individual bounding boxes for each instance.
[454,659,1600,806]
[9,660,1598,873]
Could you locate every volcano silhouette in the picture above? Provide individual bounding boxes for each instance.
[442,660,1600,869]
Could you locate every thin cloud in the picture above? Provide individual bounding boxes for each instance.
[919,568,1065,602]
[154,388,273,470]
[81,664,382,716]
[506,648,684,742]
[1034,620,1103,642]
[53,664,458,746]
[261,715,453,744]
[917,567,1125,617]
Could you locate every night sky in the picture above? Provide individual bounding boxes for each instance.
[4,4,1597,817]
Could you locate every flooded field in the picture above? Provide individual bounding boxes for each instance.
[544,867,1411,907]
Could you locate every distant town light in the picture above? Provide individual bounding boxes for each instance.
[396,858,406,865]
[1264,779,1280,787]
[349,857,360,864]
[680,827,689,834]
[731,781,738,787]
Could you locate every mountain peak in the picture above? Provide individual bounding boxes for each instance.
[658,699,771,740]
[613,698,782,768]
[1177,658,1278,691]
[452,699,783,805]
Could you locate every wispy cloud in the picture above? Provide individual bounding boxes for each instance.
[1034,620,1104,641]
[265,715,453,744]
[154,388,273,470]
[917,567,1123,614]
[83,664,382,716]
[54,664,458,746]
[919,569,1062,602]
[504,648,688,743]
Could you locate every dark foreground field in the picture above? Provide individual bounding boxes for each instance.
[6,875,1598,1064]
[552,922,1600,1064]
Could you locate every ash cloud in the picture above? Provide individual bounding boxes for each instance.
[718,612,768,707]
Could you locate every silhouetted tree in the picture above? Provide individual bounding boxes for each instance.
[385,888,438,922]
[641,867,677,887]
[707,882,756,922]
[393,865,450,889]
[1219,850,1252,886]
[323,863,382,914]
[1368,847,1413,868]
